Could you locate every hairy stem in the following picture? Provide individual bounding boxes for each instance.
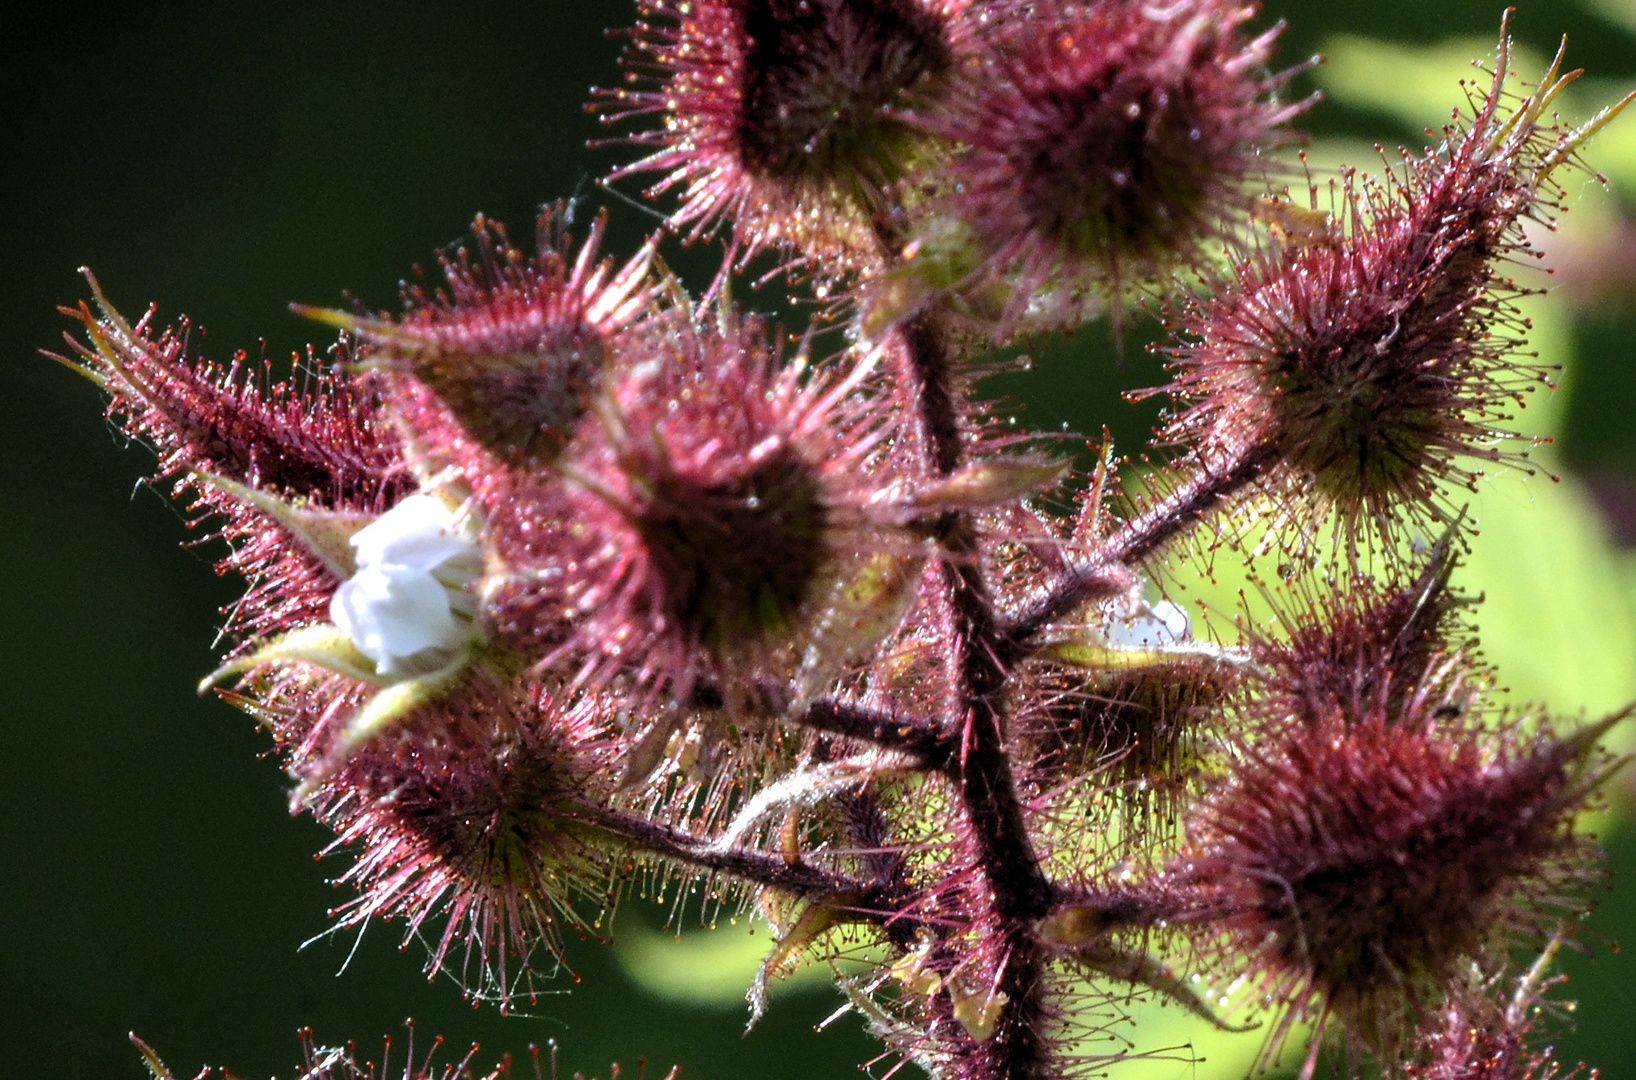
[900,315,1051,919]
[798,698,954,766]
[1043,883,1207,936]
[899,315,964,475]
[577,803,870,900]
[901,313,1055,1080]
[1097,443,1277,565]
[835,786,924,950]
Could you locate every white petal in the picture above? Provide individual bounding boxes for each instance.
[350,494,474,573]
[331,564,466,674]
[1105,599,1190,649]
[327,492,484,677]
[1150,600,1191,641]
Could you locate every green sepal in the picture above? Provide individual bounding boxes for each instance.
[1557,704,1636,796]
[1043,639,1220,672]
[1068,942,1258,1034]
[912,458,1071,512]
[859,215,993,336]
[794,551,925,705]
[327,650,473,760]
[292,647,477,802]
[748,895,853,1028]
[199,624,386,692]
[289,302,393,346]
[201,472,373,579]
[949,983,1009,1042]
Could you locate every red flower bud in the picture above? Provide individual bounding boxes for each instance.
[1157,28,1632,551]
[1184,705,1618,1067]
[927,0,1304,330]
[302,207,656,468]
[599,0,960,273]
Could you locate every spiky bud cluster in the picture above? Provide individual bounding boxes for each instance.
[1155,32,1633,551]
[598,0,1300,324]
[600,0,960,273]
[53,5,1635,1080]
[550,311,923,703]
[1392,940,1590,1080]
[1160,555,1618,1066]
[925,0,1305,326]
[1183,701,1610,1061]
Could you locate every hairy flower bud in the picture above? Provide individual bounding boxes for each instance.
[302,209,655,467]
[599,0,959,273]
[59,273,408,509]
[1182,706,1619,1067]
[1252,537,1474,731]
[56,277,414,655]
[1022,647,1229,838]
[1156,29,1634,550]
[534,314,923,705]
[1395,940,1587,1080]
[314,676,618,1008]
[921,0,1304,330]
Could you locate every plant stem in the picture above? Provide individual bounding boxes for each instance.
[835,786,924,950]
[579,803,867,898]
[578,802,931,936]
[900,313,1054,1080]
[798,698,954,766]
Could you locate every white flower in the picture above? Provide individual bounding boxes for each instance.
[1103,597,1190,649]
[330,494,482,676]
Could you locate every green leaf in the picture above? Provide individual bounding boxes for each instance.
[1317,34,1544,135]
[610,914,830,1008]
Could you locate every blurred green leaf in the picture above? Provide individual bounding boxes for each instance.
[1316,28,1636,194]
[1578,0,1636,37]
[1317,34,1537,134]
[1059,978,1308,1080]
[612,913,831,1007]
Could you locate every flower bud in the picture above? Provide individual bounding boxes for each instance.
[924,0,1304,330]
[1251,540,1473,732]
[1157,30,1633,549]
[535,313,924,707]
[1183,705,1620,1064]
[315,676,618,1009]
[299,209,655,467]
[1022,596,1232,837]
[60,272,407,507]
[600,0,959,272]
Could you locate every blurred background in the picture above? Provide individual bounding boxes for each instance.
[4,2,1636,1076]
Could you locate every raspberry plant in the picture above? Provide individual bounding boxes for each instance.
[53,3,1636,1078]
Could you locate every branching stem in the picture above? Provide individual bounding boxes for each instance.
[900,313,1055,1080]
[997,441,1277,660]
[578,802,931,938]
[578,803,868,898]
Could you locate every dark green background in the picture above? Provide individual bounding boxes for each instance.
[4,3,1634,1077]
